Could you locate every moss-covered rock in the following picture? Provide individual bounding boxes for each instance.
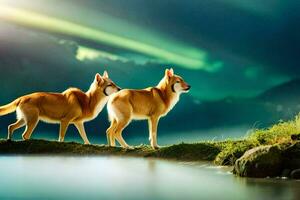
[233,145,283,178]
[214,140,257,165]
[282,142,300,170]
[290,169,300,179]
[232,141,300,178]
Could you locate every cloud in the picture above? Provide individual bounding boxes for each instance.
[75,45,129,63]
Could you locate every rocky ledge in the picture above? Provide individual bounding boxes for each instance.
[233,141,300,178]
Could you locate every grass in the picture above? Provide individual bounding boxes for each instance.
[0,114,300,165]
[214,140,258,165]
[215,113,300,165]
[248,114,300,144]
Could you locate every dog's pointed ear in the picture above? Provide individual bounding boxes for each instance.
[169,68,174,76]
[103,70,109,79]
[165,68,174,78]
[95,73,102,83]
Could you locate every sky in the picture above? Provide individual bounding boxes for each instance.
[0,0,299,100]
[0,0,299,143]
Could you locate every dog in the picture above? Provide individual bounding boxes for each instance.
[0,71,120,144]
[106,68,190,149]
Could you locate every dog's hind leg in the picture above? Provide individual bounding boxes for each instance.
[22,116,39,140]
[114,117,133,149]
[19,106,39,140]
[8,118,25,140]
[106,119,117,147]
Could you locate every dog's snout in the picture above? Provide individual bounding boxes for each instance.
[186,85,191,90]
[117,87,122,91]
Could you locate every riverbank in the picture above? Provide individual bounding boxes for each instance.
[0,139,221,160]
[1,114,300,179]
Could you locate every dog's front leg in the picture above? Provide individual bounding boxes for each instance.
[149,116,160,149]
[58,120,70,142]
[74,122,90,145]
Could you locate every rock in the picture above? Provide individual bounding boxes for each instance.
[291,169,300,179]
[291,134,300,141]
[234,145,283,178]
[214,141,256,166]
[281,169,291,178]
[282,142,300,170]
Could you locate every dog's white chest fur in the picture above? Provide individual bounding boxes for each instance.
[164,94,180,115]
[87,97,108,121]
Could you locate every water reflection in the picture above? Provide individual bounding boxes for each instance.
[0,156,299,200]
[236,177,298,200]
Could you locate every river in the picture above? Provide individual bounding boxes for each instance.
[0,156,299,200]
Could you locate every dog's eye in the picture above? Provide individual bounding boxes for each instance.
[176,80,180,83]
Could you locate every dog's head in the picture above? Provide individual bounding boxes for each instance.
[93,71,121,96]
[164,68,191,93]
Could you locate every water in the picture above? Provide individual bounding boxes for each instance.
[0,156,299,200]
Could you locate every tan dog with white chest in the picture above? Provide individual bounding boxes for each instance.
[106,68,191,149]
[0,71,120,144]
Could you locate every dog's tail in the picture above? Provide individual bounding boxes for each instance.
[0,99,19,116]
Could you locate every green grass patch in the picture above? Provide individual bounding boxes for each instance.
[249,114,300,145]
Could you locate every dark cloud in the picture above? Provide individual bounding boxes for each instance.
[69,0,299,76]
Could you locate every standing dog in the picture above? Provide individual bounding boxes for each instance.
[0,71,120,144]
[106,68,190,149]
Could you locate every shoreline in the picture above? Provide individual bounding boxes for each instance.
[1,137,300,179]
[0,139,220,160]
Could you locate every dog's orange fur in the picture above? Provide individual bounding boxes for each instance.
[106,68,190,149]
[0,71,120,144]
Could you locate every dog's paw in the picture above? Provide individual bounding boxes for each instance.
[22,136,30,141]
[152,145,160,150]
[126,146,135,150]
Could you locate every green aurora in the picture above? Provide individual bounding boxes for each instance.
[0,4,222,71]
